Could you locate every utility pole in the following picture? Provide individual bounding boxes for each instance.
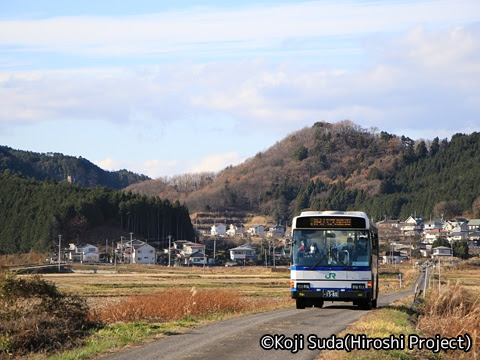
[438,257,441,293]
[168,235,172,267]
[120,236,124,263]
[58,235,62,272]
[213,237,217,260]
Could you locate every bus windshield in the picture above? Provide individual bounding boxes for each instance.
[292,229,370,268]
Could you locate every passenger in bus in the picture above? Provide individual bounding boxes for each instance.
[354,237,368,260]
[337,237,354,264]
[309,242,320,255]
[346,237,354,251]
[297,240,306,257]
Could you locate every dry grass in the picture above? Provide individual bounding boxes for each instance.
[92,287,287,324]
[417,280,480,359]
[0,273,96,359]
[379,264,419,293]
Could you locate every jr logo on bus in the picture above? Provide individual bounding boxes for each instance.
[325,273,336,279]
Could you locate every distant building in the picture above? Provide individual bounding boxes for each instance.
[248,225,264,236]
[211,223,227,236]
[226,223,245,237]
[68,243,99,263]
[401,216,424,236]
[229,244,257,261]
[467,219,480,231]
[120,239,156,264]
[165,240,206,266]
[432,246,453,257]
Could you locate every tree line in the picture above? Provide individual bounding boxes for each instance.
[0,171,194,254]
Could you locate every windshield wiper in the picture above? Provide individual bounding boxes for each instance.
[309,253,328,270]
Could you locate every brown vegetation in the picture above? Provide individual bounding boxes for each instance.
[418,281,480,358]
[92,287,287,324]
[125,121,400,217]
[0,272,96,359]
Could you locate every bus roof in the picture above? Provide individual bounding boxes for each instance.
[299,211,368,218]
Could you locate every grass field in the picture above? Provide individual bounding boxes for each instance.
[6,261,479,359]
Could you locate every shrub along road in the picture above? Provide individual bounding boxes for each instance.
[99,286,417,360]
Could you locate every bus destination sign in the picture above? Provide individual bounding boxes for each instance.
[296,216,366,229]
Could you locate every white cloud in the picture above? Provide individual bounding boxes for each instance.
[190,151,244,174]
[94,157,179,179]
[0,1,478,58]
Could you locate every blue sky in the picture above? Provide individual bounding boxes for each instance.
[1,1,479,178]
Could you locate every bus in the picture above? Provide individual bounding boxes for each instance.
[290,211,379,309]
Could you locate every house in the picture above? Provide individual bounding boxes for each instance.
[424,219,445,232]
[211,223,227,236]
[122,240,156,264]
[165,241,206,266]
[467,219,480,231]
[132,242,156,264]
[182,242,205,256]
[184,251,207,266]
[68,243,99,263]
[267,225,285,238]
[424,228,449,243]
[418,242,432,258]
[432,246,452,257]
[401,216,424,236]
[229,244,257,261]
[376,219,402,242]
[382,251,405,264]
[444,218,469,232]
[226,223,245,237]
[248,225,264,237]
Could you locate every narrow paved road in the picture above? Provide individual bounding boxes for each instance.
[100,281,421,360]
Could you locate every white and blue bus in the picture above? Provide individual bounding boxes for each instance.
[290,211,379,309]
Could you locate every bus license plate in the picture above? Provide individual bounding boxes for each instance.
[323,290,339,298]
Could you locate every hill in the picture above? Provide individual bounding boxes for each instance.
[0,172,194,254]
[126,121,480,224]
[0,145,149,189]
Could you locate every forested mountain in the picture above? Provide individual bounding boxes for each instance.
[126,121,480,223]
[2,121,479,254]
[0,145,149,189]
[0,172,194,254]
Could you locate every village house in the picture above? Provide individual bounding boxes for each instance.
[121,239,156,264]
[267,225,285,238]
[424,219,445,232]
[248,225,264,237]
[68,243,99,263]
[432,246,453,258]
[467,219,480,231]
[211,223,227,236]
[424,228,449,243]
[401,216,424,236]
[165,240,206,266]
[229,244,257,261]
[375,219,402,242]
[226,223,245,237]
[382,250,405,264]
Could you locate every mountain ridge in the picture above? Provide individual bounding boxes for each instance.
[0,145,149,189]
[125,121,480,224]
